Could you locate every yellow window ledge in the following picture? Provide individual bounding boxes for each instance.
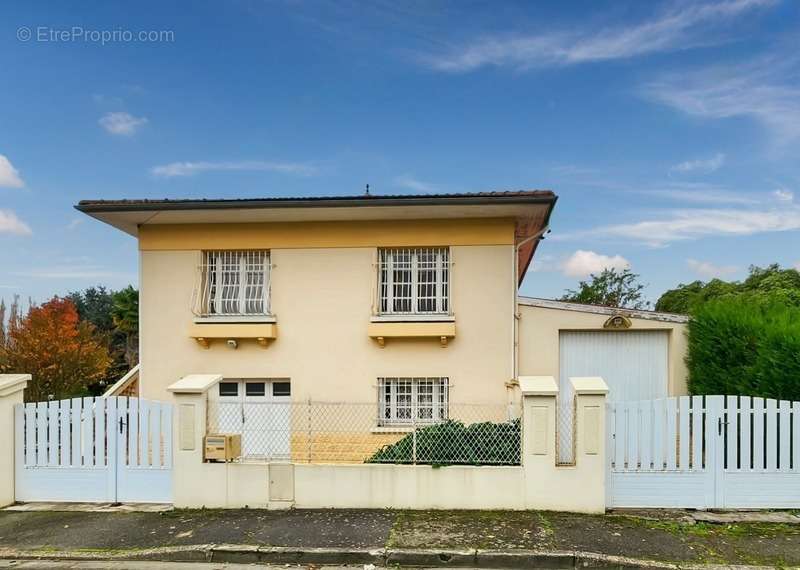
[367,322,456,348]
[188,323,278,349]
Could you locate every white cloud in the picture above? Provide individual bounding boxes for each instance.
[151,160,317,177]
[393,175,442,193]
[671,153,725,174]
[794,261,800,271]
[530,253,556,273]
[99,112,148,136]
[561,250,630,278]
[643,54,800,144]
[0,155,24,188]
[773,189,794,202]
[642,183,757,205]
[0,210,32,236]
[66,218,84,231]
[423,0,773,72]
[687,258,738,279]
[556,205,800,247]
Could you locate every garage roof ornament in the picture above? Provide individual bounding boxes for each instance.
[603,314,632,330]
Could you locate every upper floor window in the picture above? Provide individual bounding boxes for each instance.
[193,250,270,318]
[378,247,450,316]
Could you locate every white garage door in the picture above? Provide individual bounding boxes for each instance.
[558,331,669,463]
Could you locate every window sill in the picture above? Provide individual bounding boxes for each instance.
[188,322,278,349]
[371,426,414,434]
[194,315,277,324]
[370,314,455,323]
[367,321,456,347]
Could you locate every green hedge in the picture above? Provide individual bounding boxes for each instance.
[366,419,520,466]
[687,300,800,400]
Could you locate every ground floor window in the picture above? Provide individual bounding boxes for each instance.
[378,377,449,426]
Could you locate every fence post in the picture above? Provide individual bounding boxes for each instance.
[167,374,222,508]
[412,410,418,464]
[0,374,29,507]
[306,397,312,463]
[570,377,609,509]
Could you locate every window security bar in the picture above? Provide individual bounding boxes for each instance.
[192,250,271,317]
[377,247,451,316]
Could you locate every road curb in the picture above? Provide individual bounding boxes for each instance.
[0,545,779,569]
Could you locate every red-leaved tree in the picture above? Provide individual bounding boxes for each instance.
[0,297,112,401]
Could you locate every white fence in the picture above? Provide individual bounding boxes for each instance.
[207,400,521,465]
[14,397,173,503]
[608,395,800,508]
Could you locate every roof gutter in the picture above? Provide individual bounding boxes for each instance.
[74,194,556,214]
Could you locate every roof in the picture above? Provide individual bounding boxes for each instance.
[518,297,690,324]
[76,190,558,284]
[76,190,556,212]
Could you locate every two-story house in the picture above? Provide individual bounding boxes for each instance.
[77,191,688,461]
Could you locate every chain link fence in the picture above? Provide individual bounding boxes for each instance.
[206,400,522,465]
[557,397,576,465]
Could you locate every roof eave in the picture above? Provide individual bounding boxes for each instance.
[74,193,556,214]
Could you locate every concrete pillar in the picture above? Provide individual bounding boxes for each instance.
[518,375,609,513]
[167,374,226,508]
[0,374,29,507]
[519,376,559,463]
[570,376,609,511]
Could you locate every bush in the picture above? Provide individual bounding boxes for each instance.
[687,300,800,400]
[366,419,520,465]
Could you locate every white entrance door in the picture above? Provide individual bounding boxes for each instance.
[558,331,669,463]
[209,379,291,461]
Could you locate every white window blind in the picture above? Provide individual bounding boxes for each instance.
[194,251,270,317]
[378,377,449,426]
[378,248,450,316]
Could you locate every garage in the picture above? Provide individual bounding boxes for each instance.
[558,330,669,403]
[517,297,689,464]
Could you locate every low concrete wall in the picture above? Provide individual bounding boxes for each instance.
[170,375,609,513]
[294,464,525,509]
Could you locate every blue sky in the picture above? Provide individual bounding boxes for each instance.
[1,0,799,305]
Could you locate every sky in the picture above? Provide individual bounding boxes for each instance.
[1,0,799,306]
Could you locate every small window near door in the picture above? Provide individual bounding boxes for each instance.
[219,382,239,397]
[245,382,266,397]
[273,382,291,397]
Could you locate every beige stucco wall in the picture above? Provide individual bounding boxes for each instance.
[517,305,689,397]
[140,245,514,404]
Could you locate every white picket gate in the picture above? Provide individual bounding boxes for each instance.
[14,396,173,503]
[607,395,800,509]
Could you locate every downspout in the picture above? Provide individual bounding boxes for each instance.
[509,225,550,392]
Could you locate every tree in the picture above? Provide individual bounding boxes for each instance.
[0,297,112,401]
[655,264,800,314]
[111,286,139,367]
[686,299,800,400]
[560,268,648,309]
[66,286,115,333]
[67,285,141,387]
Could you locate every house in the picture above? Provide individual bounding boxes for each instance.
[76,191,688,462]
